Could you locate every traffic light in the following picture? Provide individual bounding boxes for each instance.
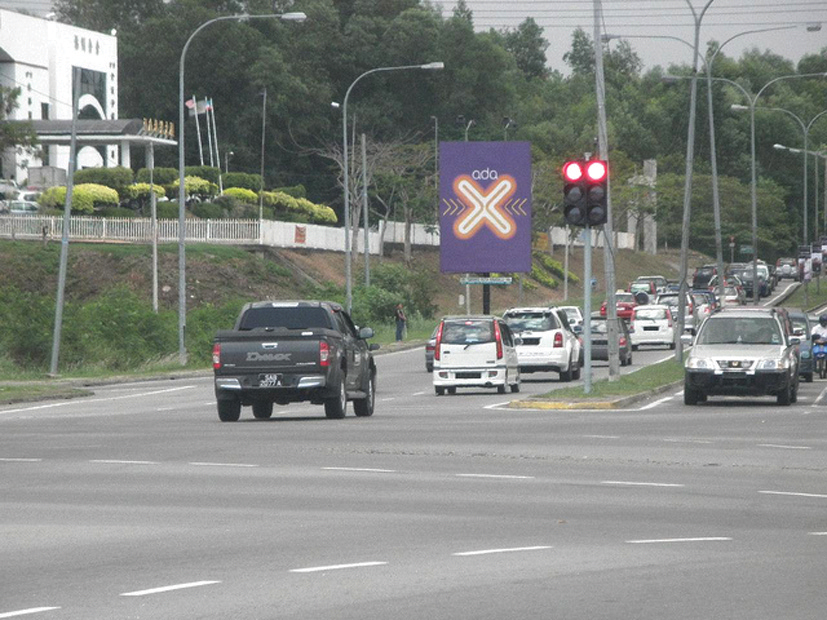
[585,160,608,226]
[562,160,587,227]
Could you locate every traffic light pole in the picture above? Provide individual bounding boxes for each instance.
[583,225,593,394]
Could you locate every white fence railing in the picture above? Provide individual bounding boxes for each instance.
[0,215,635,252]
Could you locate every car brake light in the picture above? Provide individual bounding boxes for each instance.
[212,343,221,370]
[320,341,330,367]
[434,322,444,361]
[493,321,504,359]
[553,332,563,348]
[619,337,627,347]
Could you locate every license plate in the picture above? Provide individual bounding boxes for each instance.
[259,373,282,387]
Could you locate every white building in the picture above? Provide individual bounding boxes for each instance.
[0,8,118,183]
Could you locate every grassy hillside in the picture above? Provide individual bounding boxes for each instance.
[0,238,710,377]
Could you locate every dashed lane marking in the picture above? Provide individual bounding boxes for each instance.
[189,462,259,468]
[452,546,552,557]
[0,386,196,416]
[0,608,60,619]
[456,473,534,480]
[120,581,221,597]
[626,537,732,544]
[322,467,398,473]
[760,491,827,499]
[602,481,685,488]
[90,460,158,465]
[758,444,812,450]
[0,458,42,462]
[290,561,387,574]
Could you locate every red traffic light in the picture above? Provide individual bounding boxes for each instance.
[563,161,584,182]
[586,160,607,181]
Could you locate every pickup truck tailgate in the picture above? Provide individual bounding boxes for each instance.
[215,330,329,373]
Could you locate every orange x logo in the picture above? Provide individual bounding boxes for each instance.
[452,175,517,240]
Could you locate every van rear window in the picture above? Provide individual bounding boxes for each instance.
[441,320,495,344]
[239,307,331,330]
[504,312,558,332]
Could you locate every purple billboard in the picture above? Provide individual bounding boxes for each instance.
[439,141,532,273]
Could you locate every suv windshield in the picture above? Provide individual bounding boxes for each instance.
[697,317,781,345]
[441,319,495,344]
[505,312,558,332]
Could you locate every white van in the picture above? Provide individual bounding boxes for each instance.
[432,315,520,395]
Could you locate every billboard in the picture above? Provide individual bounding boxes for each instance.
[439,141,532,273]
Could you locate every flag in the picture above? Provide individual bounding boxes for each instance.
[186,97,211,117]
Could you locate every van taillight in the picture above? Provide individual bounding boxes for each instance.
[553,332,563,348]
[619,337,627,347]
[212,343,221,370]
[320,341,330,367]
[434,322,444,361]
[493,322,504,359]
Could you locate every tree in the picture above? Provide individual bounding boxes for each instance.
[0,86,38,159]
[54,0,167,32]
[502,18,549,80]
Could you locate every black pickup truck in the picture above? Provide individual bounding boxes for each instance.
[212,301,379,422]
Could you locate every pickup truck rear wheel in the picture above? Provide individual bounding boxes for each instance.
[252,401,273,419]
[217,398,241,422]
[325,380,347,419]
[353,374,375,417]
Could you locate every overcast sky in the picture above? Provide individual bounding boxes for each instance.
[442,0,827,75]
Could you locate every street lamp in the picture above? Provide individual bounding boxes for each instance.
[456,115,475,142]
[503,116,516,141]
[177,10,306,364]
[341,61,445,313]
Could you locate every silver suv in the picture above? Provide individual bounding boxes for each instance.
[684,308,800,406]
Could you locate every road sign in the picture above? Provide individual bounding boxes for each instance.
[459,276,513,285]
[739,245,753,255]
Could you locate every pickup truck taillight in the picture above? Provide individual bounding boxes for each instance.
[319,341,331,367]
[212,343,221,370]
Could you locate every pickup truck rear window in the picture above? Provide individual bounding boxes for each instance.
[239,307,332,330]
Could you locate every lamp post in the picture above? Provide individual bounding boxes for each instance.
[177,11,306,364]
[341,62,445,313]
[503,116,515,141]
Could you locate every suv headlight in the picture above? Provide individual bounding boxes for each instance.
[686,357,714,370]
[757,358,789,370]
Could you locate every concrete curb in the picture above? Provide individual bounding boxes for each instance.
[508,379,684,410]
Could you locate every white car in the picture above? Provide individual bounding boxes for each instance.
[558,305,584,333]
[629,304,675,350]
[503,306,582,381]
[432,315,520,395]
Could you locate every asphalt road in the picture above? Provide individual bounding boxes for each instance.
[3,289,826,619]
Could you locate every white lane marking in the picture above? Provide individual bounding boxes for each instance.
[808,532,827,536]
[626,537,732,544]
[456,473,534,480]
[453,545,552,557]
[0,386,196,415]
[322,467,397,473]
[120,581,220,597]
[156,407,176,411]
[379,398,396,402]
[189,462,259,468]
[290,561,387,573]
[663,438,713,445]
[813,385,827,406]
[758,444,811,450]
[411,391,427,396]
[584,435,620,439]
[639,395,675,410]
[484,401,516,410]
[602,481,685,488]
[0,458,42,462]
[760,491,827,499]
[0,608,61,619]
[90,460,157,465]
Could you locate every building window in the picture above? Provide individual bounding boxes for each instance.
[41,103,49,119]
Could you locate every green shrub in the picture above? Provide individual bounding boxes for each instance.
[184,166,220,184]
[122,183,167,201]
[73,166,133,193]
[533,251,580,284]
[222,187,258,204]
[156,201,180,218]
[185,299,248,365]
[192,201,225,219]
[224,172,262,191]
[39,184,119,214]
[164,176,217,201]
[273,184,306,198]
[136,167,178,185]
[530,264,558,289]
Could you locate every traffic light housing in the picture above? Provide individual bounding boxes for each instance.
[562,160,587,227]
[585,160,608,226]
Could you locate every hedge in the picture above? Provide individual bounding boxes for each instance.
[223,172,262,191]
[136,167,178,185]
[39,183,119,214]
[260,190,336,225]
[273,184,306,199]
[122,183,167,201]
[163,175,217,200]
[185,166,220,185]
[530,264,558,289]
[72,166,133,193]
[533,251,580,285]
[222,187,258,204]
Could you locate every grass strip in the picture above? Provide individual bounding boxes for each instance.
[0,384,93,404]
[537,356,685,401]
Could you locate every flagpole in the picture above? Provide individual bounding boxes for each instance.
[205,97,215,168]
[210,100,223,193]
[192,94,204,166]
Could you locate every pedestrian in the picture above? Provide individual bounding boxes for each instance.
[395,303,407,342]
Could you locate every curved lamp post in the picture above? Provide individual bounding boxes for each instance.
[341,62,444,313]
[177,11,306,364]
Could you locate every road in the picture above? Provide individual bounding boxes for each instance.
[3,289,826,619]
